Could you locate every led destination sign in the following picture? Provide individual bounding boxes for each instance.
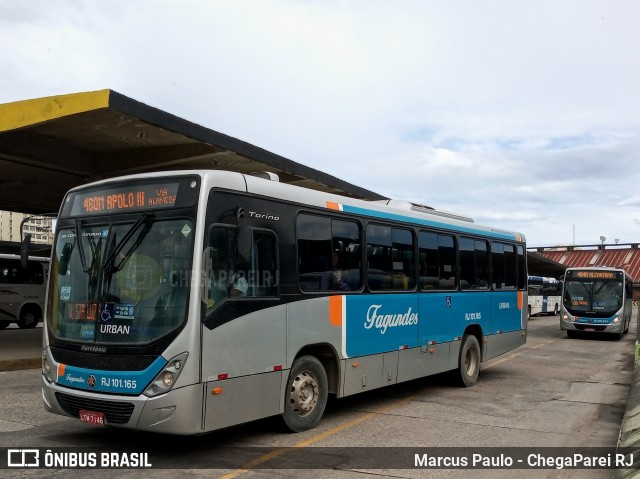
[567,270,621,280]
[68,183,180,216]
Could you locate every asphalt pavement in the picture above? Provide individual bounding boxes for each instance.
[3,311,640,473]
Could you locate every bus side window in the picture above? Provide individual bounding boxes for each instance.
[459,237,489,290]
[491,242,517,290]
[297,214,331,291]
[297,213,361,292]
[250,231,278,297]
[366,224,414,292]
[206,224,279,303]
[206,225,236,307]
[418,231,456,291]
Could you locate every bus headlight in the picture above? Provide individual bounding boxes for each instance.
[561,312,573,322]
[143,352,188,398]
[42,354,52,383]
[612,315,621,324]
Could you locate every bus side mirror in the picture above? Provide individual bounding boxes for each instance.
[20,234,32,270]
[59,243,73,275]
[237,226,252,264]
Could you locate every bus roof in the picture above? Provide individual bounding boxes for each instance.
[61,169,526,243]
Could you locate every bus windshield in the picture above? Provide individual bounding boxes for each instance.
[563,278,623,317]
[49,217,194,345]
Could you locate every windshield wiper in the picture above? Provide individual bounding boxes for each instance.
[102,213,152,272]
[75,218,90,273]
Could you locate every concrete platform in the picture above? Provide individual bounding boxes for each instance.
[616,309,640,478]
[0,324,42,371]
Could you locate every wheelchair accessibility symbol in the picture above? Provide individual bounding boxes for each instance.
[99,303,116,323]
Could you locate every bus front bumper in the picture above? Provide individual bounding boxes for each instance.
[560,314,624,334]
[42,375,205,435]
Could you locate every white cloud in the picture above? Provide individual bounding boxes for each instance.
[1,0,640,247]
[619,196,640,207]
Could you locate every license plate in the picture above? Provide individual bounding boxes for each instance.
[584,327,595,332]
[79,410,105,425]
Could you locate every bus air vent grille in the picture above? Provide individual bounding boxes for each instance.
[55,392,135,424]
[574,324,607,332]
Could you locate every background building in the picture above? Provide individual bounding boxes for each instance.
[0,211,53,245]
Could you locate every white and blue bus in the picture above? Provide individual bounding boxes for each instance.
[527,276,561,318]
[560,267,633,339]
[0,253,49,329]
[42,170,527,434]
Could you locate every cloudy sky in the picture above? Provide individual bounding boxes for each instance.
[1,1,639,247]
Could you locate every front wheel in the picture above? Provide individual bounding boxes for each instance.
[17,306,40,329]
[452,334,481,387]
[0,320,10,330]
[282,355,328,432]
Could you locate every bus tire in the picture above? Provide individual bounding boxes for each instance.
[566,330,578,339]
[17,306,40,329]
[0,320,10,330]
[453,334,481,388]
[282,355,328,433]
[527,306,531,320]
[553,304,558,315]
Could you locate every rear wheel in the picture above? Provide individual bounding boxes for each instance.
[17,306,40,329]
[282,355,328,432]
[452,334,481,387]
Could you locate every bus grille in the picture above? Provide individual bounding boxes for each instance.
[55,392,135,424]
[574,324,607,332]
